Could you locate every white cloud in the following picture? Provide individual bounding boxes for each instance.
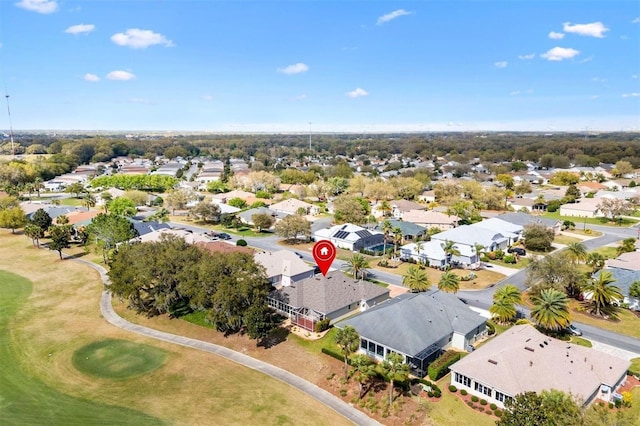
[590,95,600,99]
[632,17,640,24]
[548,31,565,39]
[128,98,151,104]
[563,21,609,38]
[111,28,174,49]
[541,47,580,61]
[201,95,213,101]
[509,90,520,96]
[83,73,100,82]
[518,53,535,60]
[15,0,58,14]
[633,74,639,79]
[294,94,308,100]
[346,88,368,98]
[494,61,508,68]
[591,77,607,83]
[377,9,412,25]
[622,93,640,98]
[65,24,95,35]
[277,62,309,75]
[106,70,135,81]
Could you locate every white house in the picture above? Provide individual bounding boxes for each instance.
[314,223,384,252]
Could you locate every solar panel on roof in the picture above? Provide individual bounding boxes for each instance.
[355,230,372,238]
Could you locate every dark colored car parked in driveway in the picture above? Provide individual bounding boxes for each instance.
[508,247,526,256]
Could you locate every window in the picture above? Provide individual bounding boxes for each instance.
[495,391,510,403]
[360,339,367,350]
[368,341,375,353]
[454,373,471,387]
[475,382,492,397]
[376,344,384,357]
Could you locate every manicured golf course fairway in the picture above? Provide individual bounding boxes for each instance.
[0,270,164,425]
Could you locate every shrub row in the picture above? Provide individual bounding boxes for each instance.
[428,350,462,381]
[321,347,346,363]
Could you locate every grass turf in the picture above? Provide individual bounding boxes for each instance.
[72,339,168,380]
[0,270,164,425]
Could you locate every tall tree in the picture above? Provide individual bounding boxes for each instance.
[344,254,370,281]
[86,213,139,263]
[47,225,71,259]
[0,206,27,233]
[251,212,275,232]
[564,242,587,264]
[31,208,52,235]
[381,219,392,257]
[582,271,623,318]
[82,193,97,211]
[65,182,85,198]
[335,325,360,380]
[351,354,376,399]
[440,240,461,267]
[244,301,278,346]
[274,214,311,242]
[498,390,582,426]
[490,284,522,324]
[392,227,403,257]
[438,271,460,294]
[403,266,431,292]
[107,197,137,217]
[380,352,410,405]
[24,222,44,247]
[189,201,221,223]
[530,288,571,332]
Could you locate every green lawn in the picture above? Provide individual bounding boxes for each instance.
[570,301,640,339]
[553,234,582,245]
[487,257,530,270]
[570,336,593,348]
[589,246,619,259]
[0,270,164,425]
[543,211,639,226]
[630,358,640,376]
[72,339,168,380]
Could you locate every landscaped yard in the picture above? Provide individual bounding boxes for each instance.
[543,211,639,226]
[569,300,640,339]
[553,234,583,245]
[0,232,350,426]
[589,246,619,260]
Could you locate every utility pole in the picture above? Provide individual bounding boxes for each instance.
[308,122,312,152]
[5,93,15,157]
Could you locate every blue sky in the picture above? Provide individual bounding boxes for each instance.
[0,0,638,132]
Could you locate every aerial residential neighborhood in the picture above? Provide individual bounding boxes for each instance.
[2,130,640,425]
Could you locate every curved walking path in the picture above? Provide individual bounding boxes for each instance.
[73,258,380,426]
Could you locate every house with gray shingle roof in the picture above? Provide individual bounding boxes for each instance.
[338,290,486,377]
[497,212,562,235]
[431,225,508,268]
[255,249,315,287]
[267,271,389,332]
[375,219,426,241]
[595,251,640,311]
[314,223,384,251]
[450,324,630,408]
[238,206,288,227]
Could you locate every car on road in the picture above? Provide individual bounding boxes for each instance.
[567,324,582,336]
[218,233,232,240]
[294,252,304,259]
[507,247,526,256]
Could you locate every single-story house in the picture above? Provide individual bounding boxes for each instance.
[376,219,426,241]
[267,271,390,331]
[402,210,459,230]
[594,251,640,311]
[23,205,86,221]
[431,225,509,267]
[400,241,448,269]
[131,228,210,244]
[497,212,562,235]
[390,199,425,219]
[131,220,171,237]
[238,207,288,227]
[472,218,523,246]
[559,198,602,218]
[254,249,315,287]
[313,223,384,252]
[269,198,319,216]
[338,290,487,377]
[450,324,630,408]
[507,197,548,213]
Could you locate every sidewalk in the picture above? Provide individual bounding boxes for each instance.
[590,340,640,362]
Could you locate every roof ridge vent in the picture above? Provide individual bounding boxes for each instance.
[524,346,535,352]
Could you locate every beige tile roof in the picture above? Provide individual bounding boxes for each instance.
[450,325,630,402]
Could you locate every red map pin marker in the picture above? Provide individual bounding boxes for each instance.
[312,240,337,276]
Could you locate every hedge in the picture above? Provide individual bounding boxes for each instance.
[314,318,331,332]
[321,347,346,363]
[428,350,462,381]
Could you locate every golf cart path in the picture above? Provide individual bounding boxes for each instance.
[76,258,379,426]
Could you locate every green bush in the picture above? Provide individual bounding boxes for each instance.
[494,409,503,417]
[515,318,530,325]
[427,350,462,381]
[449,385,457,392]
[467,401,474,407]
[314,318,331,333]
[480,255,490,262]
[480,399,487,406]
[471,395,479,402]
[460,389,468,396]
[503,255,517,264]
[495,249,505,260]
[486,321,496,335]
[321,347,346,363]
[236,239,248,246]
[490,403,497,410]
[433,389,442,398]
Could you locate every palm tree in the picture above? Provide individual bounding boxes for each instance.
[473,242,485,264]
[82,193,96,211]
[415,241,424,265]
[382,220,392,257]
[403,266,431,292]
[586,252,605,273]
[335,326,360,381]
[530,288,571,331]
[381,352,410,405]
[438,271,460,294]
[489,298,517,324]
[392,227,403,258]
[344,253,370,281]
[564,242,587,264]
[351,354,376,399]
[379,200,392,217]
[441,240,461,268]
[582,271,623,318]
[491,284,522,324]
